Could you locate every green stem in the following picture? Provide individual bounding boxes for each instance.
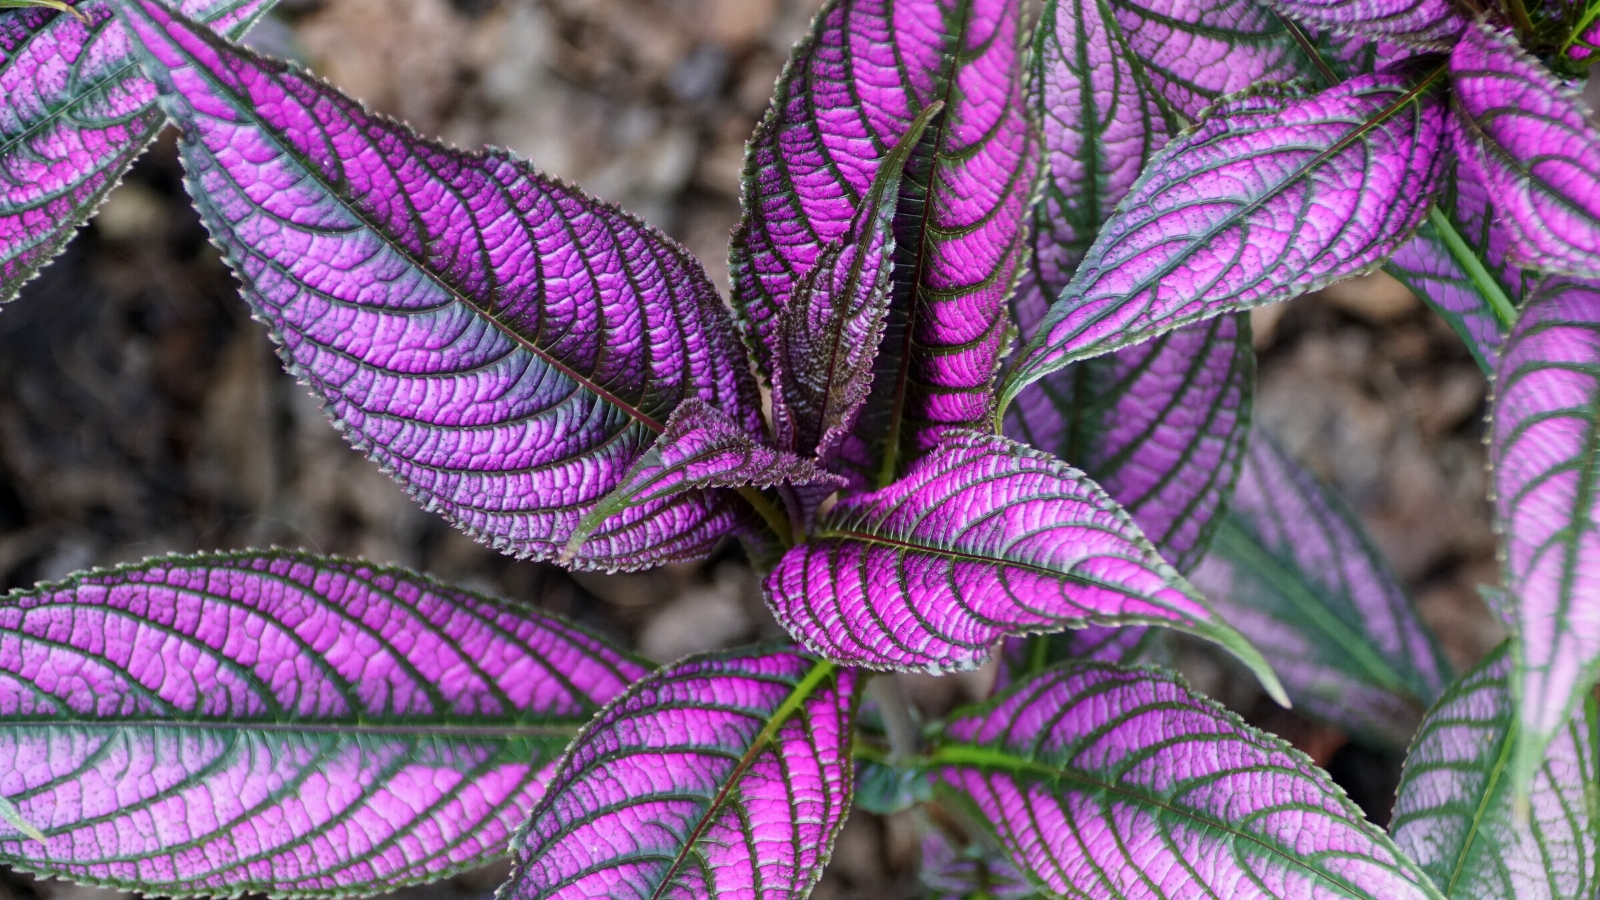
[737,486,794,548]
[1429,206,1520,329]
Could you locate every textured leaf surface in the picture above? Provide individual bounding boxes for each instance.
[1391,644,1598,900]
[111,0,762,570]
[1107,0,1408,119]
[1005,71,1446,401]
[763,430,1283,700]
[1190,433,1450,746]
[933,663,1445,900]
[0,0,272,305]
[1489,273,1600,799]
[733,0,1036,482]
[1012,0,1170,338]
[1262,0,1464,49]
[1450,23,1600,277]
[565,399,840,562]
[503,648,855,900]
[0,550,648,897]
[1007,314,1253,573]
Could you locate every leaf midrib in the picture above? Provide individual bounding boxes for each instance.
[0,718,582,738]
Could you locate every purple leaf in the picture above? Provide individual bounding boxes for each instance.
[933,663,1445,900]
[502,648,856,900]
[0,0,274,305]
[1390,643,1598,900]
[1567,17,1599,64]
[564,399,842,562]
[1450,23,1600,277]
[763,430,1286,701]
[0,550,648,896]
[919,829,1039,900]
[995,626,1166,695]
[1013,0,1171,338]
[1489,273,1600,802]
[733,0,1037,484]
[1004,70,1448,403]
[769,103,939,468]
[1108,0,1410,120]
[107,0,764,571]
[1262,0,1465,50]
[1006,314,1254,573]
[1190,432,1451,745]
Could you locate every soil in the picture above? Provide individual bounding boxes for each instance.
[0,2,1522,898]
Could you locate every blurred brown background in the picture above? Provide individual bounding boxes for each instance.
[0,1,1514,897]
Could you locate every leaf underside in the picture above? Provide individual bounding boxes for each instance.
[1190,431,1451,747]
[502,648,856,900]
[110,0,763,571]
[934,663,1445,900]
[1390,643,1598,900]
[1262,0,1465,49]
[0,550,647,898]
[0,0,275,305]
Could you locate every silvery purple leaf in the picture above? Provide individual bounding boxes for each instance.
[564,399,841,563]
[995,626,1166,694]
[1013,0,1171,337]
[0,550,648,896]
[1391,643,1598,900]
[769,103,938,467]
[1489,273,1600,801]
[0,0,274,305]
[763,430,1286,702]
[933,663,1446,900]
[502,648,855,900]
[920,830,1039,900]
[1107,0,1409,120]
[1006,315,1254,573]
[1004,70,1447,402]
[108,0,763,571]
[1262,0,1465,50]
[1450,23,1600,277]
[733,0,1036,484]
[1190,432,1451,747]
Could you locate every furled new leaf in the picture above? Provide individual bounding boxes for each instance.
[0,550,648,897]
[0,0,275,305]
[1390,643,1598,900]
[763,430,1285,701]
[733,0,1036,485]
[933,663,1446,900]
[564,399,841,562]
[1190,432,1451,747]
[108,0,764,571]
[1007,315,1254,573]
[1450,23,1600,278]
[1012,0,1171,337]
[1261,0,1465,50]
[1004,70,1447,404]
[1489,273,1600,802]
[502,648,855,900]
[1107,0,1409,120]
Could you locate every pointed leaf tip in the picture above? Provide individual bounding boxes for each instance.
[106,0,761,571]
[764,430,1286,703]
[0,550,647,897]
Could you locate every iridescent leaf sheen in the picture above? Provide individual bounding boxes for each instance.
[1006,314,1254,573]
[0,0,274,305]
[564,399,842,563]
[109,0,763,570]
[502,648,856,900]
[732,0,1036,483]
[1262,0,1465,50]
[0,550,648,897]
[933,663,1446,900]
[1012,0,1171,338]
[763,430,1285,701]
[1004,70,1447,403]
[1489,273,1600,801]
[1450,23,1600,278]
[1190,432,1451,747]
[1390,643,1598,900]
